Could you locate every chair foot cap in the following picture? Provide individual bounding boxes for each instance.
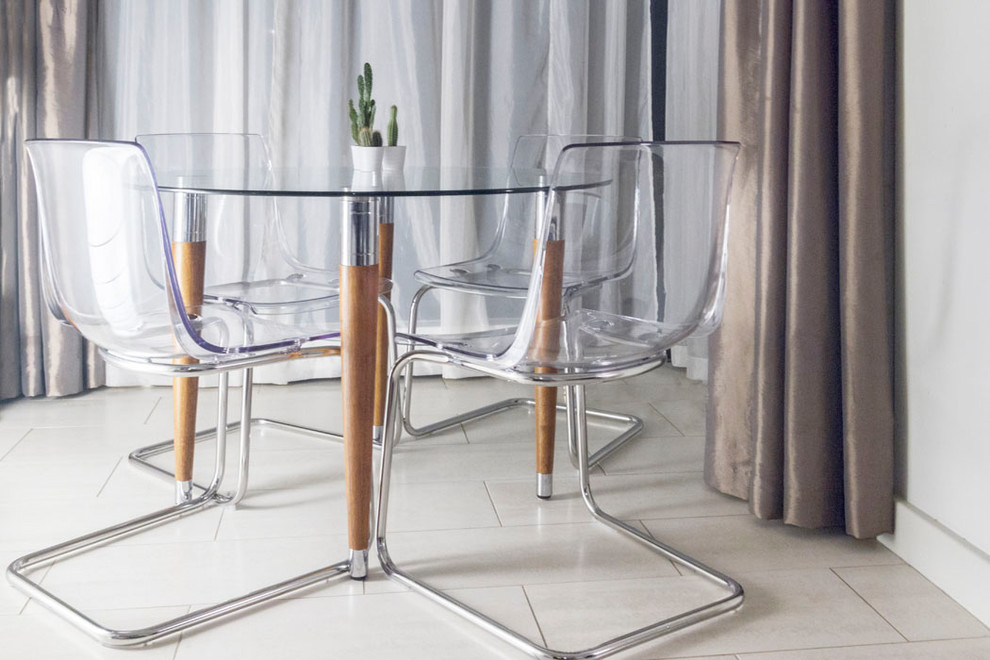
[349,548,368,580]
[175,479,194,504]
[537,473,552,499]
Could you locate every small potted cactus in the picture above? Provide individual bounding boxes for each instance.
[382,104,405,171]
[348,62,384,171]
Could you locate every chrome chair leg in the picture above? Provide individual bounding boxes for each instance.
[6,369,353,647]
[377,352,743,660]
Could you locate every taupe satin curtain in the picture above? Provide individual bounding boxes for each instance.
[706,0,895,538]
[0,0,102,399]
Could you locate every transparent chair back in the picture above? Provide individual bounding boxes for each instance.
[136,133,341,310]
[416,134,637,296]
[415,141,740,375]
[26,139,343,362]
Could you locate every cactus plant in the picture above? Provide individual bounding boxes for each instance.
[387,105,398,147]
[348,62,378,146]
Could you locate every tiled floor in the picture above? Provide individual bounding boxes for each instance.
[0,366,987,659]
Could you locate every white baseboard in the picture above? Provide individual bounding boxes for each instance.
[879,498,990,627]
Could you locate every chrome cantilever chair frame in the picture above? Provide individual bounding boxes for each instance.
[8,138,389,646]
[379,352,743,660]
[377,141,744,658]
[6,346,374,648]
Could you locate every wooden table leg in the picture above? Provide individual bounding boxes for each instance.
[171,241,205,503]
[340,197,379,579]
[171,194,207,504]
[373,208,394,443]
[535,239,565,499]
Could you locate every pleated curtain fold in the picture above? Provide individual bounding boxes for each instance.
[1,0,103,398]
[706,0,896,539]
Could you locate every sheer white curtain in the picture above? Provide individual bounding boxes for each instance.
[665,0,720,381]
[95,0,651,385]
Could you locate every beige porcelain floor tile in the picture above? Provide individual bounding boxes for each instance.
[214,482,346,541]
[599,435,707,475]
[739,637,990,659]
[487,472,748,527]
[0,425,154,463]
[530,568,901,659]
[100,445,345,499]
[0,425,29,460]
[650,398,707,436]
[0,456,120,501]
[175,587,537,660]
[0,604,183,659]
[643,515,903,575]
[380,522,679,591]
[39,534,360,611]
[588,400,684,438]
[217,478,498,542]
[387,440,569,484]
[405,376,527,427]
[582,379,646,406]
[622,364,710,403]
[0,495,222,548]
[834,564,990,641]
[460,400,682,447]
[0,391,159,429]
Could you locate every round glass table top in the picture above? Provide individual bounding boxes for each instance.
[154,166,550,198]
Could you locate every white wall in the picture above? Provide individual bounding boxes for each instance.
[882,0,990,627]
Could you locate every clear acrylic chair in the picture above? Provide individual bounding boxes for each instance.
[7,139,375,646]
[402,135,645,499]
[377,141,743,659]
[131,132,395,487]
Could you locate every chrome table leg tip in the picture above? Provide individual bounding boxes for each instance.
[349,548,368,580]
[536,473,552,500]
[371,425,383,447]
[175,479,194,504]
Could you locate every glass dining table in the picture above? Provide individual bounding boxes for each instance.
[155,164,552,579]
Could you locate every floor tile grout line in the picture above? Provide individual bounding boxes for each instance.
[0,427,33,462]
[212,507,227,542]
[646,401,688,437]
[482,480,506,528]
[732,637,990,656]
[520,584,550,650]
[143,396,163,425]
[829,566,911,643]
[95,457,125,498]
[170,604,194,660]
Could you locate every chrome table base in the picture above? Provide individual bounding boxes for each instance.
[378,352,744,659]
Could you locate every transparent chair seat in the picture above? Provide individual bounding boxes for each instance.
[406,308,694,377]
[414,260,594,298]
[208,274,391,312]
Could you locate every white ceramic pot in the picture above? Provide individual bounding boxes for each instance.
[351,145,385,172]
[382,145,406,171]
